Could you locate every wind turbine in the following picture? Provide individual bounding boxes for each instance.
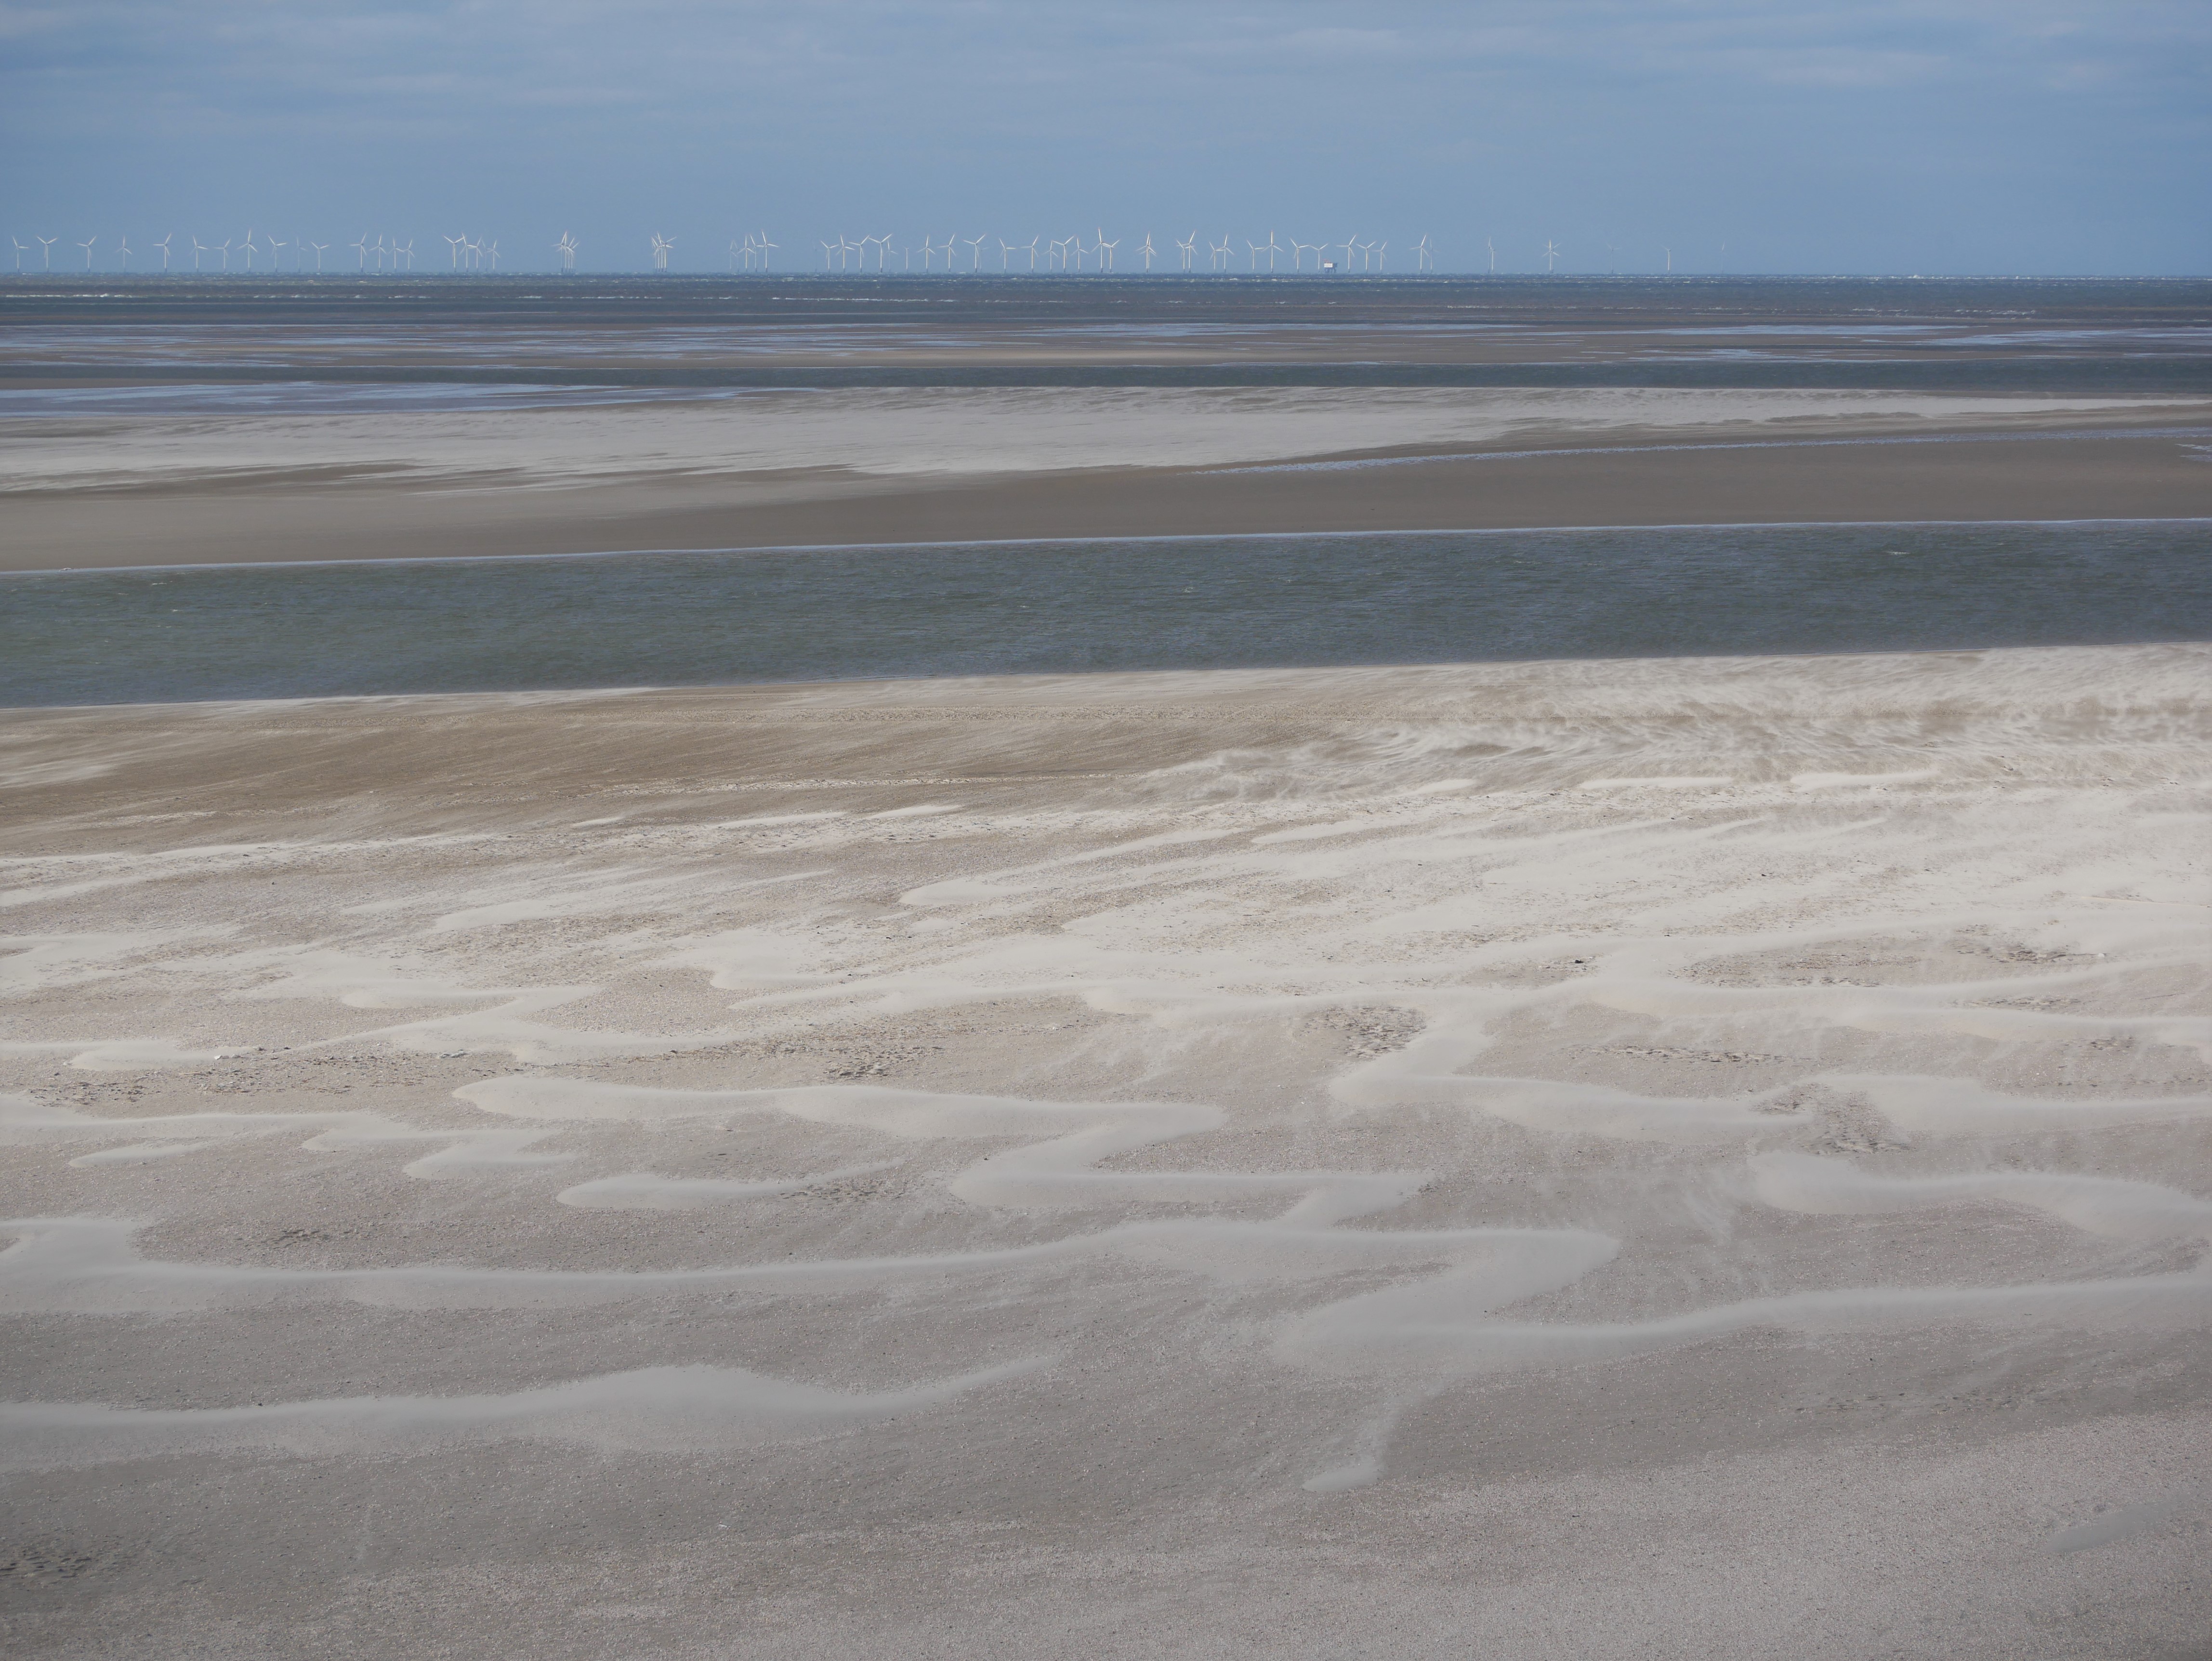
[998,238,1016,271]
[396,238,414,271]
[1097,231,1118,271]
[267,235,287,268]
[117,235,132,270]
[36,235,56,269]
[838,234,860,270]
[9,237,25,271]
[486,239,500,271]
[307,240,329,271]
[1244,239,1261,271]
[963,235,987,271]
[217,237,232,271]
[445,234,464,268]
[1288,238,1317,271]
[755,232,775,270]
[1486,236,1496,274]
[1414,234,1434,273]
[349,234,368,270]
[1663,245,1672,273]
[1336,235,1356,272]
[1175,232,1197,272]
[556,233,579,273]
[77,236,98,269]
[820,239,837,271]
[188,236,207,270]
[1021,236,1040,271]
[650,234,672,270]
[1543,239,1560,273]
[1264,230,1283,272]
[240,230,257,270]
[1208,234,1231,272]
[155,233,173,271]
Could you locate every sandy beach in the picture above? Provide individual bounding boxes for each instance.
[2,645,2207,1656]
[4,386,2208,571]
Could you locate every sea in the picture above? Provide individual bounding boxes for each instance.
[2,274,2208,705]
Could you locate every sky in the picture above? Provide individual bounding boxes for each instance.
[2,0,2207,276]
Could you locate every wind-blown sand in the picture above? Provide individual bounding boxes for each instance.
[4,386,2207,569]
[2,645,2206,1656]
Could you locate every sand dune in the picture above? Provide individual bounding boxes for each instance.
[1,643,2205,1654]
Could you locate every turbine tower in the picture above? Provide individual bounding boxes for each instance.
[307,241,329,271]
[9,237,25,271]
[1175,232,1197,272]
[1096,231,1118,271]
[77,236,97,269]
[650,234,673,270]
[1264,230,1283,272]
[156,234,172,270]
[755,232,776,270]
[350,234,369,270]
[267,235,287,269]
[1208,234,1231,272]
[1543,239,1560,273]
[36,235,56,269]
[1415,234,1434,273]
[1139,232,1157,271]
[188,236,207,270]
[117,235,132,269]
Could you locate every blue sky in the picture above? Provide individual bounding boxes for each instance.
[2,1,2206,274]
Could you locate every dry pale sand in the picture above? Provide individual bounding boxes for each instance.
[1,645,2207,1658]
[5,387,2208,570]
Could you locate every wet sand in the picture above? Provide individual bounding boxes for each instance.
[5,390,2208,571]
[2,646,2207,1657]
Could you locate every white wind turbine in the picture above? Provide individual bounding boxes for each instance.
[308,240,329,271]
[75,236,96,268]
[1019,235,1040,271]
[117,235,132,269]
[1486,236,1496,274]
[1543,238,1560,273]
[156,233,173,270]
[1045,236,1066,271]
[1370,240,1387,272]
[1414,234,1434,273]
[557,233,578,272]
[240,230,257,270]
[1663,245,1672,273]
[36,235,56,268]
[188,236,208,270]
[485,239,500,271]
[1244,238,1260,271]
[1264,230,1284,272]
[267,235,287,268]
[1096,231,1118,270]
[445,234,464,269]
[1208,234,1231,272]
[755,232,776,269]
[963,235,987,271]
[1289,238,1318,271]
[1336,235,1356,272]
[217,237,233,270]
[998,238,1016,271]
[349,234,368,270]
[650,233,672,270]
[10,237,26,271]
[1175,232,1197,272]
[839,234,862,270]
[820,239,837,270]
[1139,232,1156,271]
[395,238,414,271]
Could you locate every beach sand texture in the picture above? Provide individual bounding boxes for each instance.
[2,645,2207,1656]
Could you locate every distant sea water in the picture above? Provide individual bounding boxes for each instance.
[3,522,2206,708]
